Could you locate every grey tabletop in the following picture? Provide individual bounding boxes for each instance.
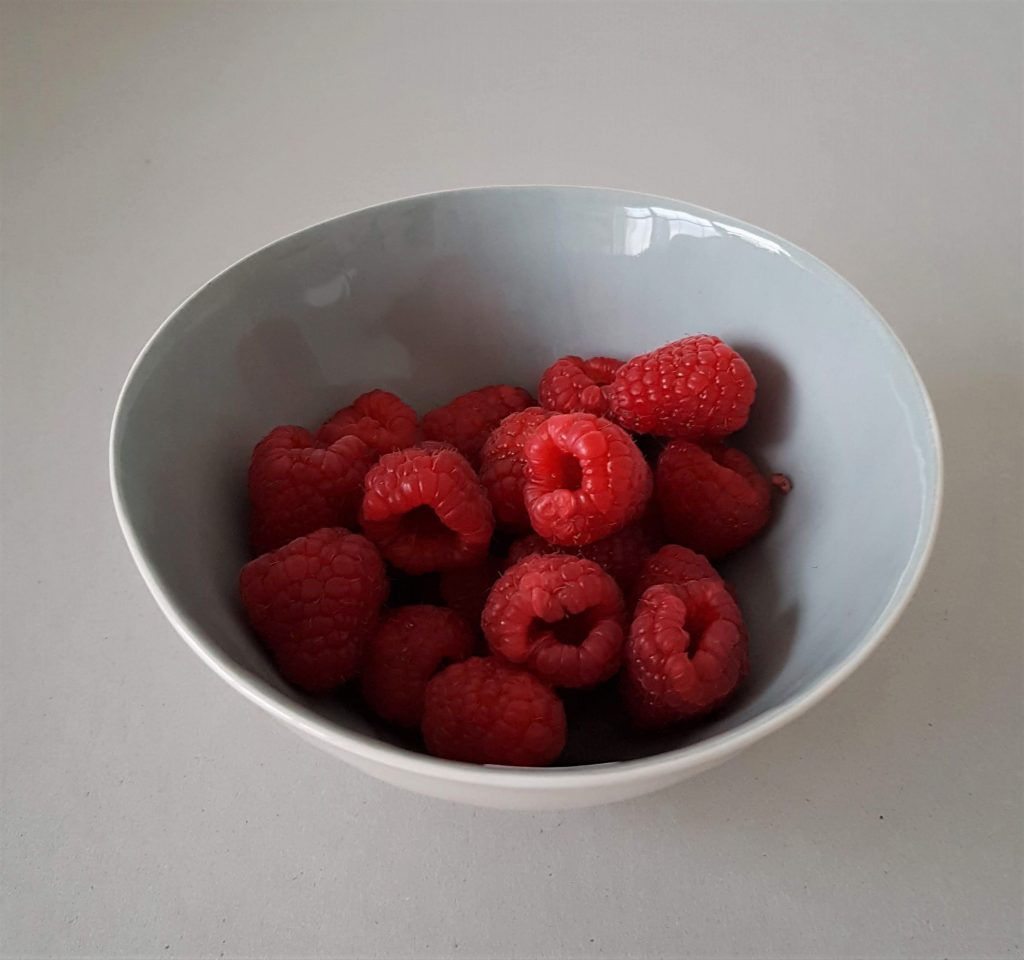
[2,3,1021,958]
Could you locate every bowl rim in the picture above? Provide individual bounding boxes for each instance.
[110,184,944,791]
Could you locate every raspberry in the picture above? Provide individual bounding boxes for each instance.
[421,385,535,467]
[478,407,551,530]
[507,522,653,594]
[359,444,494,574]
[316,389,418,456]
[361,605,474,726]
[634,544,723,599]
[608,335,755,439]
[655,441,772,558]
[523,413,652,546]
[239,528,387,693]
[482,554,626,688]
[623,581,748,729]
[538,355,623,416]
[505,533,550,566]
[248,426,375,555]
[422,657,566,766]
[438,557,502,631]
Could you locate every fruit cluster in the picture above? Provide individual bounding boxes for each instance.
[239,335,788,766]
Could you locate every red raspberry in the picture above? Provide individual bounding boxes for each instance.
[359,444,494,574]
[655,440,772,558]
[537,355,623,416]
[361,605,474,727]
[316,389,418,456]
[608,335,755,439]
[482,554,626,688]
[523,413,652,546]
[478,407,551,530]
[505,533,549,567]
[422,657,567,766]
[623,581,748,729]
[634,544,723,598]
[421,385,535,467]
[239,528,387,693]
[248,426,374,555]
[507,522,652,595]
[438,557,502,631]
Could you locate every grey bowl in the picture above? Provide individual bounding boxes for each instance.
[111,186,942,808]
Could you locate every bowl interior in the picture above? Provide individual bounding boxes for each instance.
[112,187,939,767]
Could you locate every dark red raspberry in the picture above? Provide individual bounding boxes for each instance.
[361,605,474,727]
[422,657,567,766]
[316,389,418,456]
[239,528,387,693]
[505,533,550,567]
[507,522,652,595]
[655,440,772,558]
[623,580,748,729]
[421,385,535,467]
[478,407,551,530]
[523,413,652,546]
[359,444,495,574]
[634,544,723,599]
[538,355,623,416]
[438,557,502,632]
[482,554,626,688]
[608,335,755,439]
[248,426,374,555]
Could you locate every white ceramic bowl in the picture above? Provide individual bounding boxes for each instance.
[111,186,941,809]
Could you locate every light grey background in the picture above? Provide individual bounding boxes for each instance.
[2,2,1021,958]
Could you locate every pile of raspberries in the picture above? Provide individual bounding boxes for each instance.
[239,335,788,767]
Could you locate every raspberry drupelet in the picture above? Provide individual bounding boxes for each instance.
[523,413,652,547]
[361,605,474,727]
[239,527,388,693]
[655,440,772,558]
[422,657,567,766]
[421,385,535,467]
[316,389,418,457]
[537,355,623,416]
[609,334,755,439]
[478,407,551,531]
[623,580,749,729]
[248,426,375,555]
[359,443,495,575]
[482,554,626,688]
[506,522,653,595]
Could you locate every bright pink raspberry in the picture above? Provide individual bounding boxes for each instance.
[478,407,551,530]
[656,440,773,558]
[421,385,534,467]
[316,389,418,456]
[523,413,652,546]
[422,657,567,766]
[623,580,749,729]
[361,605,474,727]
[248,426,374,555]
[609,335,755,439]
[538,355,623,416]
[239,528,387,693]
[359,444,495,575]
[482,554,626,688]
